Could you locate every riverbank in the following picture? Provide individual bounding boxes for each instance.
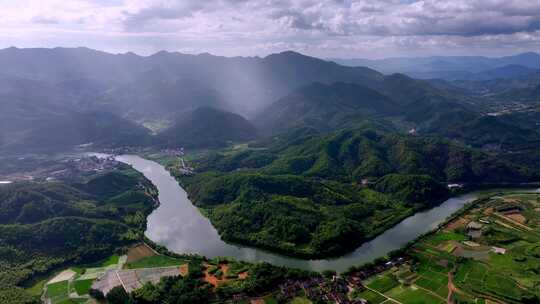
[115,154,539,273]
[37,189,540,304]
[0,156,159,304]
[348,190,540,303]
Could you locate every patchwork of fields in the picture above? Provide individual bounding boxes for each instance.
[42,254,126,304]
[41,243,256,304]
[352,192,540,304]
[39,192,540,304]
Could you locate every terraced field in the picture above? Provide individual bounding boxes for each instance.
[352,192,540,304]
[42,254,127,304]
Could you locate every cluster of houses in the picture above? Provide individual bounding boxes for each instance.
[346,257,408,282]
[463,218,507,255]
[175,157,194,175]
[70,155,118,171]
[447,183,464,189]
[161,148,185,157]
[99,146,147,154]
[274,257,409,304]
[466,220,485,239]
[496,204,524,216]
[277,276,366,304]
[44,156,119,181]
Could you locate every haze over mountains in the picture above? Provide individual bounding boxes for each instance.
[2,48,540,304]
[332,52,540,80]
[1,47,540,157]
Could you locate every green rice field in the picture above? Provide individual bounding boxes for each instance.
[351,192,540,304]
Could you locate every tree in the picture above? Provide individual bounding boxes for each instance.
[322,270,336,279]
[106,286,129,304]
[131,283,160,304]
[89,288,105,300]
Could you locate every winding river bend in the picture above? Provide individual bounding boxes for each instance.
[117,154,536,272]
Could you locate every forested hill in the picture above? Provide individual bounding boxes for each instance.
[175,126,537,259]
[253,79,540,152]
[0,166,157,303]
[254,82,398,134]
[158,107,258,148]
[194,126,534,183]
[1,111,154,153]
[2,47,539,155]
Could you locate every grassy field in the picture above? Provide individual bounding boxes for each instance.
[289,297,312,304]
[101,254,120,266]
[26,277,48,297]
[352,192,540,304]
[125,255,187,269]
[386,285,445,304]
[351,289,386,304]
[42,253,125,304]
[447,193,540,303]
[73,279,94,295]
[366,273,400,293]
[71,254,120,274]
[263,295,279,304]
[46,281,69,298]
[45,280,70,304]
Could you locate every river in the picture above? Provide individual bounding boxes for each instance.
[116,154,538,272]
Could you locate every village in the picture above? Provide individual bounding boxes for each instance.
[346,191,540,304]
[42,240,410,304]
[274,256,409,304]
[39,188,540,304]
[0,154,121,183]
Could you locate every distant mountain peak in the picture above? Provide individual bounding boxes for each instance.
[278,50,304,56]
[123,51,139,57]
[151,50,171,56]
[514,51,540,57]
[158,106,257,148]
[265,50,313,60]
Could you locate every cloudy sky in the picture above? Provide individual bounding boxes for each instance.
[2,0,540,58]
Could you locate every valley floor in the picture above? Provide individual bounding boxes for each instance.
[38,191,540,304]
[347,191,540,304]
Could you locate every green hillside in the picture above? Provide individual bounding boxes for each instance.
[175,126,536,258]
[254,82,398,134]
[0,166,157,303]
[158,107,258,148]
[253,78,540,153]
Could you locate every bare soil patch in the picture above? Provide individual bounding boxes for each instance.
[506,213,526,224]
[445,218,467,231]
[179,264,189,276]
[238,272,249,279]
[204,271,219,287]
[48,269,76,284]
[203,263,231,287]
[126,243,157,263]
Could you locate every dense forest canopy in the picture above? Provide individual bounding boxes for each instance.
[176,126,537,258]
[1,47,540,303]
[0,165,157,303]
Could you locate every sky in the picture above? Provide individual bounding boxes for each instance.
[2,0,540,59]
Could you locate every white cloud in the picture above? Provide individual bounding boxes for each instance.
[1,0,540,58]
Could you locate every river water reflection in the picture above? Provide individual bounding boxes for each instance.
[117,154,535,272]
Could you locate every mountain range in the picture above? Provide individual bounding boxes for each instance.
[1,47,540,155]
[3,46,540,303]
[178,125,536,258]
[0,47,444,152]
[331,52,540,80]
